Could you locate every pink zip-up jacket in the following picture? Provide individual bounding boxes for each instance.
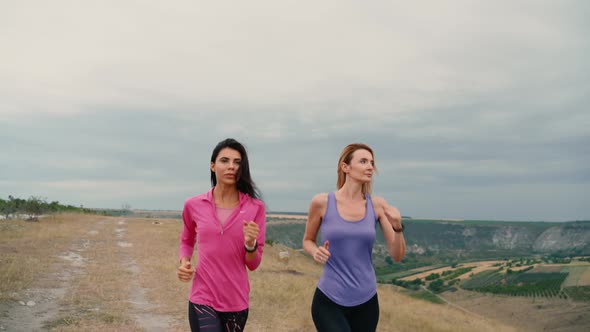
[179,188,266,312]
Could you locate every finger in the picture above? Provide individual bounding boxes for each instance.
[244,229,258,236]
[323,240,329,250]
[245,227,259,235]
[245,229,259,236]
[244,222,258,231]
[315,255,324,264]
[317,247,329,256]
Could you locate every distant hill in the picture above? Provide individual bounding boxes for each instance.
[265,218,590,275]
[267,211,307,216]
[107,209,590,265]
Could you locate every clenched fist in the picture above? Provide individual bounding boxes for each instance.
[314,240,331,265]
[243,221,259,248]
[177,257,194,282]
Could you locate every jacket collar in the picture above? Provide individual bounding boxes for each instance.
[202,187,249,205]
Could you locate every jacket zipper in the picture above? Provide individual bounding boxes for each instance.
[212,199,243,235]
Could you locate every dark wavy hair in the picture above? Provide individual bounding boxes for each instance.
[210,138,262,200]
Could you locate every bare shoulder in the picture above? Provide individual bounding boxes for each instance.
[310,193,329,208]
[371,195,401,217]
[370,195,388,209]
[308,193,328,219]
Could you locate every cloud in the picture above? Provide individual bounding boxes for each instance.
[1,1,588,220]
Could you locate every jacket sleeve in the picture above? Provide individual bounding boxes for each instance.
[179,200,197,261]
[245,202,266,271]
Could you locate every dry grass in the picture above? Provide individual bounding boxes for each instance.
[441,289,590,332]
[400,261,504,282]
[125,218,190,331]
[266,214,307,220]
[245,245,515,332]
[0,214,92,299]
[1,214,520,331]
[563,265,590,287]
[580,266,590,285]
[45,215,141,331]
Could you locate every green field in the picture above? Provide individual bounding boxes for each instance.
[406,290,445,304]
[563,286,590,301]
[461,269,570,299]
[376,264,447,282]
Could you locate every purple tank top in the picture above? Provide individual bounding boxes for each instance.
[317,192,377,306]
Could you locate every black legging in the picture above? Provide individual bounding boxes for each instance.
[311,288,379,332]
[188,301,249,332]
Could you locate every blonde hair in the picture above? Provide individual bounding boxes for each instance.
[336,143,377,195]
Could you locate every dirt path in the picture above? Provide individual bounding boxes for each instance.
[115,219,173,331]
[0,219,104,331]
[0,217,176,331]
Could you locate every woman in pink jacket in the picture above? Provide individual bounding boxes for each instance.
[177,138,266,332]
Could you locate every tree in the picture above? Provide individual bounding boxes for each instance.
[428,279,445,293]
[24,196,46,221]
[385,256,393,265]
[3,196,18,219]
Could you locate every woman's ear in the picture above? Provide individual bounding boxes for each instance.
[210,162,215,172]
[340,162,349,174]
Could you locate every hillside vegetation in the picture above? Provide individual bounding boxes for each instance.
[265,218,590,277]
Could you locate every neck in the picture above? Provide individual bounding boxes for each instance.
[213,184,239,207]
[337,180,365,201]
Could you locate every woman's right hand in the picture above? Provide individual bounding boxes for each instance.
[313,241,331,265]
[177,257,194,282]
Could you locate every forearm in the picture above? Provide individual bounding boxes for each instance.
[245,247,262,270]
[180,205,196,261]
[179,256,191,264]
[245,235,264,270]
[303,239,319,257]
[388,232,406,262]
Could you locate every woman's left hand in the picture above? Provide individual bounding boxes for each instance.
[384,206,403,231]
[243,221,259,247]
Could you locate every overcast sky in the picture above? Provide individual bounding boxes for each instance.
[1,1,589,221]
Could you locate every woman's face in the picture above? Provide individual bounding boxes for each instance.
[343,149,374,184]
[211,147,241,186]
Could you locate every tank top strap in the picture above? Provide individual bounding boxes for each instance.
[327,192,336,211]
[322,192,337,223]
[364,194,377,223]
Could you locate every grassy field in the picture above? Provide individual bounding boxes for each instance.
[377,264,447,282]
[0,214,519,331]
[562,264,590,287]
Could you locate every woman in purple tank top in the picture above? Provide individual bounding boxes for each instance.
[302,143,406,332]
